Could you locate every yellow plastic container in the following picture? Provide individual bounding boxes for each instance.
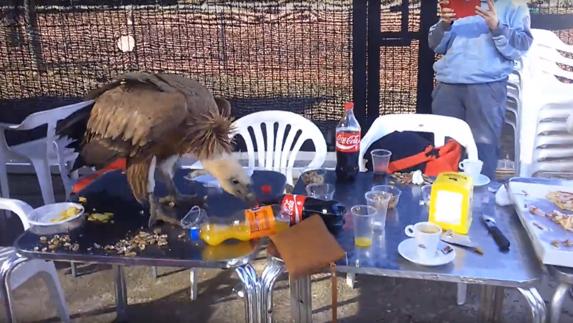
[428,172,473,235]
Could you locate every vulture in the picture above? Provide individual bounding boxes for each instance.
[58,72,255,227]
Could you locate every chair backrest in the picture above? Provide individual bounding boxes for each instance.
[231,111,327,184]
[359,114,479,172]
[0,198,33,230]
[3,100,93,154]
[531,29,573,54]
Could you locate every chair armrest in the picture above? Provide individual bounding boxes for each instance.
[0,198,33,230]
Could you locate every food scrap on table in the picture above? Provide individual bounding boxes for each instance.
[36,234,79,252]
[551,239,573,248]
[78,196,87,203]
[529,205,573,232]
[87,212,114,223]
[389,171,433,186]
[50,207,81,223]
[547,191,573,212]
[103,231,169,257]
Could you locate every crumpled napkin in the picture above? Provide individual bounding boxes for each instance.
[495,185,512,206]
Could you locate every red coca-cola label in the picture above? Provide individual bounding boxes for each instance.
[336,131,361,153]
[280,194,307,224]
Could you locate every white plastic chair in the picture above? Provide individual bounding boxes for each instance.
[0,198,70,323]
[0,101,93,203]
[230,111,328,185]
[518,30,573,177]
[356,113,478,306]
[358,113,479,172]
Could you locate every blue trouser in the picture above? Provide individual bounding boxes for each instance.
[431,80,507,179]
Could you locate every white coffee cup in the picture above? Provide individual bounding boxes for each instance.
[404,222,442,260]
[459,159,483,180]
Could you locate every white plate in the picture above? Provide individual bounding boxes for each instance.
[398,238,456,266]
[28,202,84,226]
[474,174,491,187]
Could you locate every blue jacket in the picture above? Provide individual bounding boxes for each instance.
[429,0,533,84]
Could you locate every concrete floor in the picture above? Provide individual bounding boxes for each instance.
[2,170,573,323]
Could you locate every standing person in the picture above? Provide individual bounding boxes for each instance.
[429,0,533,179]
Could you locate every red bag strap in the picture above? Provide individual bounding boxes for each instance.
[387,145,434,173]
[71,158,127,193]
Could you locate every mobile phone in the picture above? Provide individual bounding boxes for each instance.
[441,0,481,19]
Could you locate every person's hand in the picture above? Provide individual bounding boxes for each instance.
[439,0,456,25]
[475,0,499,31]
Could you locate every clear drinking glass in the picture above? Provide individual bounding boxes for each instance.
[351,205,377,248]
[371,149,392,175]
[364,191,391,232]
[305,183,335,200]
[420,184,432,207]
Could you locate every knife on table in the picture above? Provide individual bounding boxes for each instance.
[440,231,484,255]
[481,215,510,252]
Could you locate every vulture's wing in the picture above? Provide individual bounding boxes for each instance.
[82,75,187,165]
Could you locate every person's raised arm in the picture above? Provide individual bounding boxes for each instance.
[428,0,457,54]
[476,0,533,60]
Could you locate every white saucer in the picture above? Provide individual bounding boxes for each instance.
[473,174,491,187]
[398,238,456,266]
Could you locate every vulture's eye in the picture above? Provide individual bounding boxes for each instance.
[232,178,240,185]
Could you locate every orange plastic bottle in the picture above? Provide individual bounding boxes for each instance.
[189,205,291,246]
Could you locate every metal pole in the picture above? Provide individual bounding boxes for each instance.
[479,285,504,323]
[113,265,128,322]
[416,0,438,114]
[352,0,368,129]
[289,274,312,323]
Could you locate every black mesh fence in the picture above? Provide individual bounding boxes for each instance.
[0,0,353,147]
[530,0,573,43]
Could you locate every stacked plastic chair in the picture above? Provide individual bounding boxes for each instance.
[518,29,573,178]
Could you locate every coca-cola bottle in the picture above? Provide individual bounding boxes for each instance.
[262,194,346,234]
[336,102,361,181]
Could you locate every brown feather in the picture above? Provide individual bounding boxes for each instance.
[126,157,151,203]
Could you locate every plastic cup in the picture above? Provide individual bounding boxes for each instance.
[371,185,402,209]
[371,149,392,175]
[364,191,391,232]
[420,185,432,207]
[351,205,377,248]
[305,183,335,200]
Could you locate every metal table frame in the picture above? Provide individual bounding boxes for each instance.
[548,265,573,323]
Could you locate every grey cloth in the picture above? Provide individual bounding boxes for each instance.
[432,80,508,179]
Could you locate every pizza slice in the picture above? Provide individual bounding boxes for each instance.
[547,191,573,212]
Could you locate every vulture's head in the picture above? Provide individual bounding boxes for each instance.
[202,155,256,205]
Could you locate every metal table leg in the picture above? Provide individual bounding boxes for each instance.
[290,274,312,323]
[550,283,570,323]
[113,265,128,322]
[479,285,505,323]
[235,264,260,323]
[518,287,546,323]
[260,258,285,323]
[189,268,198,301]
